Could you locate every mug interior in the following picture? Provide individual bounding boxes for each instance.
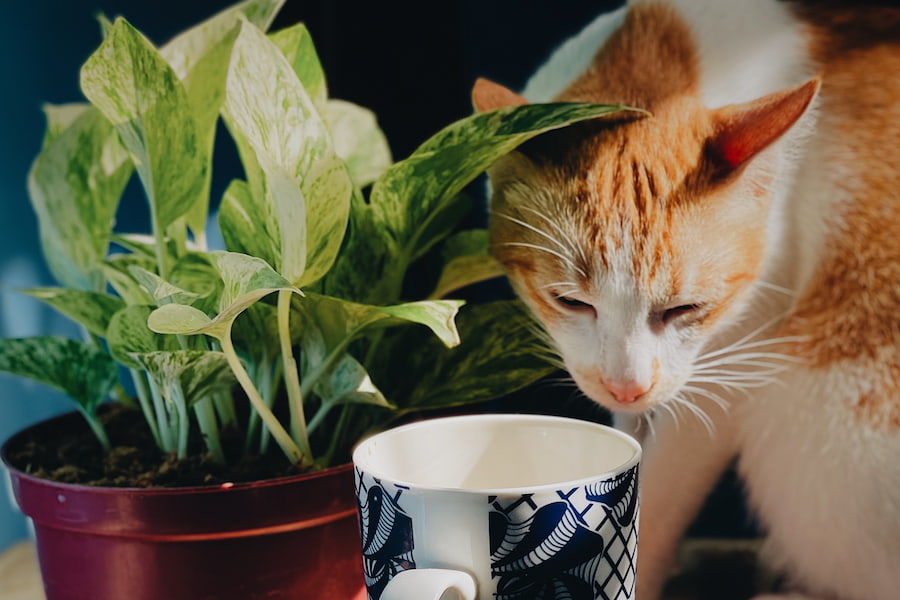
[353,414,640,491]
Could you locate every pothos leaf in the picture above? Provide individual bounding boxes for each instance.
[374,300,556,411]
[22,288,125,337]
[299,321,391,409]
[107,305,181,369]
[28,106,132,290]
[132,350,234,408]
[328,102,639,304]
[222,18,352,287]
[80,18,205,233]
[0,337,118,414]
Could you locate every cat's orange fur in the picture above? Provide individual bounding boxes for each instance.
[474,1,900,599]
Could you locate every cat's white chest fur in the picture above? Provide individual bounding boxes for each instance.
[738,369,900,599]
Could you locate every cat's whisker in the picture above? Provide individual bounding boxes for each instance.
[518,206,590,266]
[696,335,808,363]
[656,401,682,433]
[497,242,588,278]
[754,279,795,297]
[492,211,585,272]
[680,385,731,413]
[673,396,716,437]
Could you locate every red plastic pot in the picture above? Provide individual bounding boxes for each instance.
[2,413,366,600]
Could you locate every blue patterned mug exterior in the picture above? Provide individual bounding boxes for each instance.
[352,414,641,600]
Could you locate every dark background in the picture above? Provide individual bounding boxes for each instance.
[1,0,755,550]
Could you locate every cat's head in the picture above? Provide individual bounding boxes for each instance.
[473,77,818,413]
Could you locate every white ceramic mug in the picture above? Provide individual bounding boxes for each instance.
[352,414,641,600]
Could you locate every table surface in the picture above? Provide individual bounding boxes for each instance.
[0,538,766,600]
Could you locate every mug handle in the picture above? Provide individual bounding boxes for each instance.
[381,568,477,600]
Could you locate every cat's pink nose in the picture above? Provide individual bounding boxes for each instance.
[605,380,649,404]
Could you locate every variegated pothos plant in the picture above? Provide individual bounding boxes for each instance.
[0,0,632,471]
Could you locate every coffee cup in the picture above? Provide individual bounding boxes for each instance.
[352,413,641,599]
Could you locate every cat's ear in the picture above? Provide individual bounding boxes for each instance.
[708,78,821,173]
[472,78,529,112]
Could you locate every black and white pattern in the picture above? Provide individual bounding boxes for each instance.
[355,469,416,600]
[354,465,639,600]
[489,465,639,600]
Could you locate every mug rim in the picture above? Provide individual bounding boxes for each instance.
[352,413,641,495]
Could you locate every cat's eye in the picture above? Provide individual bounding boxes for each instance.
[660,303,704,325]
[554,295,595,315]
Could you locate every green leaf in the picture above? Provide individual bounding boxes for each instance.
[163,24,240,240]
[300,322,391,409]
[128,266,200,306]
[214,251,293,310]
[107,305,180,368]
[148,252,296,340]
[22,288,125,337]
[103,254,157,305]
[28,106,132,290]
[0,337,118,414]
[294,292,463,353]
[222,18,353,286]
[218,178,280,267]
[330,102,638,304]
[269,22,327,108]
[148,304,215,336]
[80,18,205,233]
[323,99,392,188]
[429,229,505,298]
[133,350,234,408]
[430,255,505,299]
[376,301,556,411]
[41,102,90,148]
[160,0,283,82]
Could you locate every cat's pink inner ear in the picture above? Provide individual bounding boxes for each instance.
[710,78,821,170]
[471,78,529,112]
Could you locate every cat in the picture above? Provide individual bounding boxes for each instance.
[472,1,900,599]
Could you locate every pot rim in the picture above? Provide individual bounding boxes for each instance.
[1,409,352,496]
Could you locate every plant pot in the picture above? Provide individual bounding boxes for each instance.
[2,412,366,600]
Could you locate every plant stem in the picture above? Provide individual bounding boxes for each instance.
[194,397,224,463]
[78,407,111,452]
[147,376,175,453]
[321,403,350,468]
[170,384,191,459]
[130,369,162,448]
[218,327,310,468]
[278,290,312,459]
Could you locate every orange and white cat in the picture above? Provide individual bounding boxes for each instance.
[473,1,900,599]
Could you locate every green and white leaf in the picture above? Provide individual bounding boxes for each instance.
[132,350,234,408]
[128,266,200,306]
[430,229,505,298]
[297,292,462,351]
[107,305,180,369]
[0,337,119,414]
[28,106,132,290]
[269,22,327,108]
[218,179,280,268]
[148,252,296,339]
[300,322,391,409]
[41,102,90,149]
[103,254,157,305]
[329,102,637,304]
[378,301,556,411]
[323,99,392,188]
[222,18,352,286]
[22,288,125,338]
[80,18,204,233]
